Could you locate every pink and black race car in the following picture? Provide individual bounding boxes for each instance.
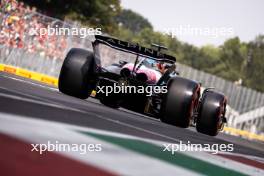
[58,35,227,136]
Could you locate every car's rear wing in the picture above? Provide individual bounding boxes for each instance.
[94,35,176,63]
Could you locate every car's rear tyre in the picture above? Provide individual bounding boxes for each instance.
[196,90,226,136]
[161,77,200,128]
[59,48,96,99]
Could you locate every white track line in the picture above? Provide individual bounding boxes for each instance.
[0,112,197,176]
[0,73,58,91]
[0,112,263,175]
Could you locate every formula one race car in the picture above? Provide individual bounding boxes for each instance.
[58,35,227,136]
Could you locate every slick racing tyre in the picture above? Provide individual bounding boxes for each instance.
[161,77,200,128]
[59,48,96,99]
[196,90,227,136]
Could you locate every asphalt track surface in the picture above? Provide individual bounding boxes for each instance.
[0,72,263,158]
